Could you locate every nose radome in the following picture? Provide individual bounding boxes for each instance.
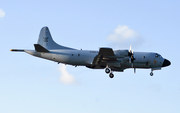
[162,59,171,67]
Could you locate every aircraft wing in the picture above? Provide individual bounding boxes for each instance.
[92,48,118,67]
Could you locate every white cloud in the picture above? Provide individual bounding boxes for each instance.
[107,25,144,48]
[0,9,5,18]
[58,64,77,85]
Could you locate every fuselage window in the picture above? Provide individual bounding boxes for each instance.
[142,56,145,59]
[155,54,162,58]
[78,54,80,57]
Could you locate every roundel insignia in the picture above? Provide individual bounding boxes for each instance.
[154,60,157,64]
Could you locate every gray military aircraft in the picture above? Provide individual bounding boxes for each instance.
[11,27,171,78]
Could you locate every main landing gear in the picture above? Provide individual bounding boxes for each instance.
[105,68,110,74]
[105,68,114,78]
[109,73,114,78]
[150,69,154,76]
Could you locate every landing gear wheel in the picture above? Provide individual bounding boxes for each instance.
[105,68,111,74]
[150,72,153,76]
[109,73,114,78]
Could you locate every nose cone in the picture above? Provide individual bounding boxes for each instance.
[162,59,171,67]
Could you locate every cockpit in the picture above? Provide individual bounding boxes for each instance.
[155,53,162,58]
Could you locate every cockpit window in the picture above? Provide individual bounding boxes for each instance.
[155,53,162,58]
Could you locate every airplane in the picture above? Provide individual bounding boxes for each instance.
[11,26,171,78]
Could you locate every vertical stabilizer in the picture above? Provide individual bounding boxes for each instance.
[37,27,74,50]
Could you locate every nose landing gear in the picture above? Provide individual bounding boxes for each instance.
[150,72,153,76]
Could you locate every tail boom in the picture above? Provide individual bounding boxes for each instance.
[10,49,25,52]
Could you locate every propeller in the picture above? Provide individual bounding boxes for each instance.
[134,68,136,73]
[128,45,136,68]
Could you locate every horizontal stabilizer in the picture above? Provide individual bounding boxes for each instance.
[10,49,25,52]
[34,44,49,52]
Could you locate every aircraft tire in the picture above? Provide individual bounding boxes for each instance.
[105,68,111,74]
[109,73,114,78]
[150,72,153,76]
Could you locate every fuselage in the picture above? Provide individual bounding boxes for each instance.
[25,49,168,70]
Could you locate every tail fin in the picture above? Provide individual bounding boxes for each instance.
[37,27,74,50]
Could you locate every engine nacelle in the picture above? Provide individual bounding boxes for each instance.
[114,50,129,58]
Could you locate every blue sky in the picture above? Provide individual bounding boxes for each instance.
[0,0,180,113]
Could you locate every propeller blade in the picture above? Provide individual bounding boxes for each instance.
[129,45,132,52]
[129,58,131,63]
[134,68,136,73]
[128,45,136,66]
